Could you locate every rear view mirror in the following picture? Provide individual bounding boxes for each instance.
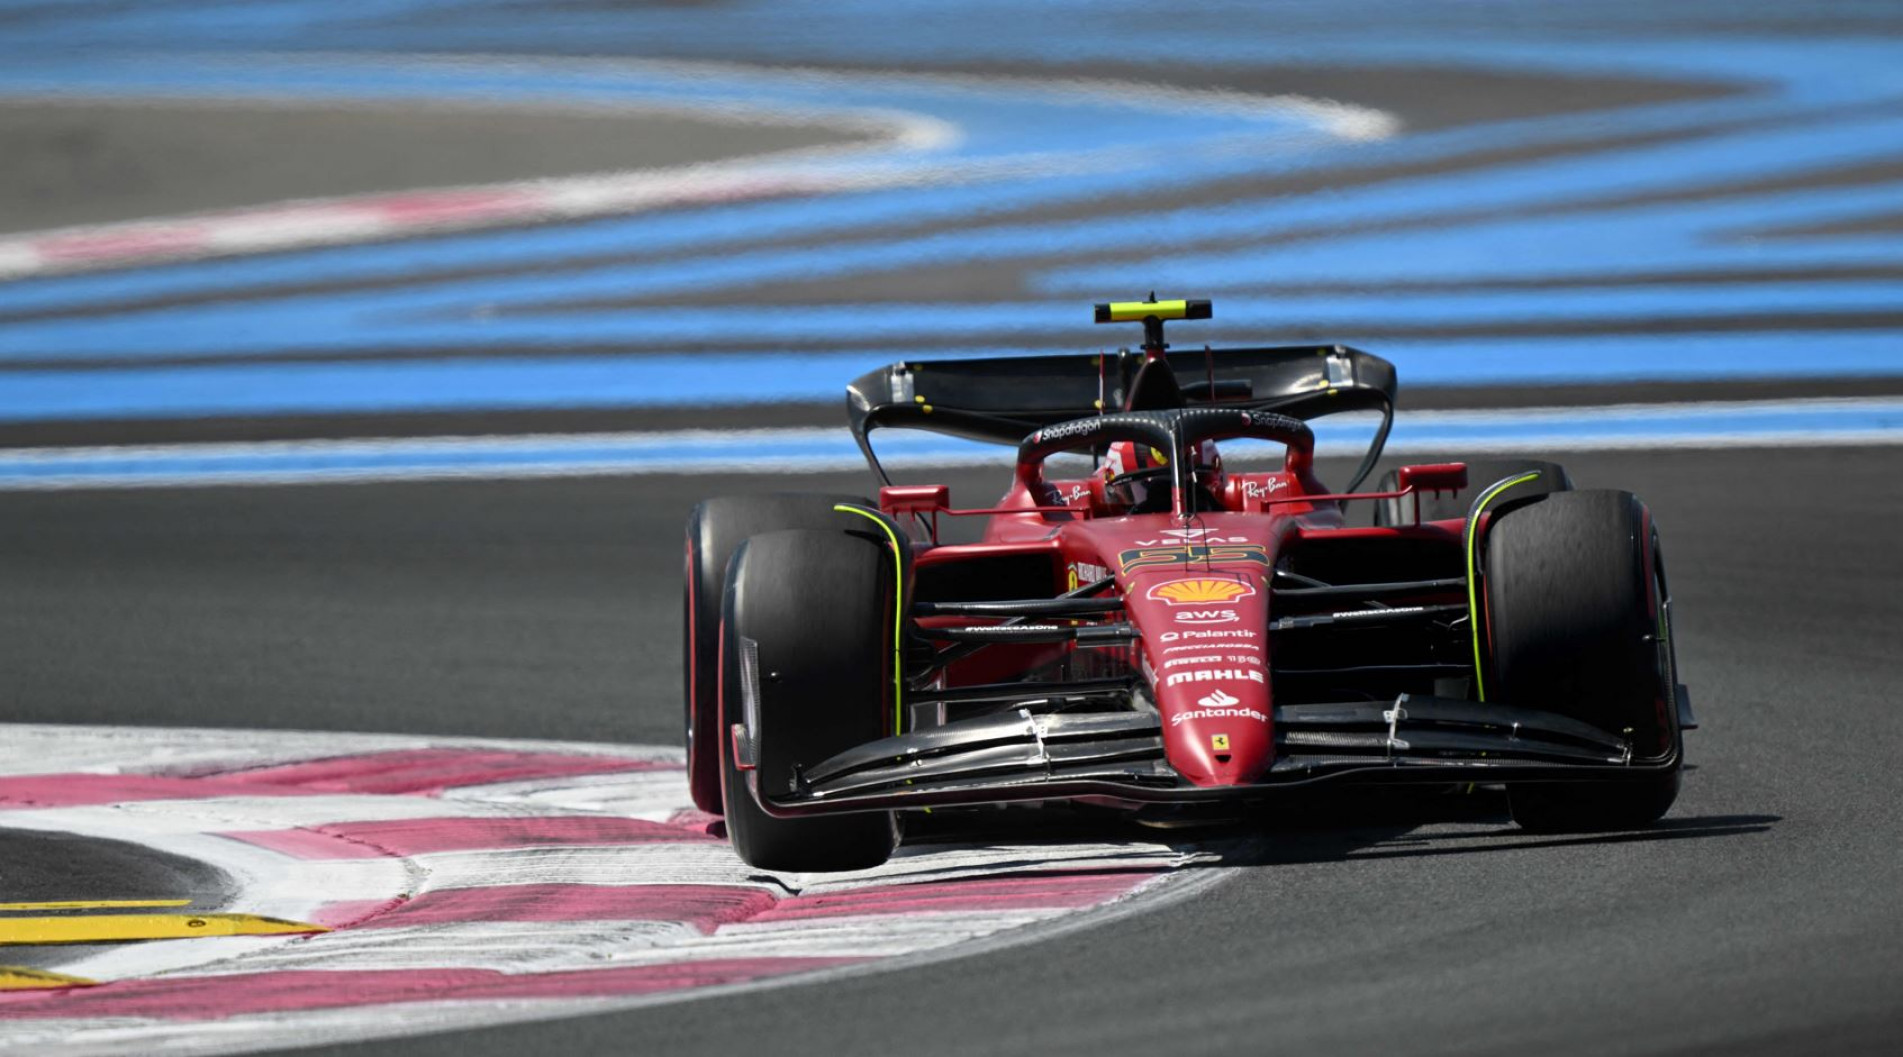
[1395,462,1468,496]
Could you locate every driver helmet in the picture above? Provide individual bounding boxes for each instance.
[1103,439,1223,512]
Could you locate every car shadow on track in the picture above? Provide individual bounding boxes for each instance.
[778,783,1775,875]
[1227,787,1778,867]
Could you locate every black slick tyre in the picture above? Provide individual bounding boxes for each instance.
[681,494,867,815]
[1484,489,1681,831]
[1374,458,1572,526]
[718,528,898,872]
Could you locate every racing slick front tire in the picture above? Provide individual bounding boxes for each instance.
[1485,489,1681,832]
[1373,458,1572,526]
[718,528,898,872]
[683,493,868,815]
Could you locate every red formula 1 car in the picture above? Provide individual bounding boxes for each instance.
[684,299,1694,871]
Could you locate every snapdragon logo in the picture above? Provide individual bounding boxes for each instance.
[1035,419,1100,443]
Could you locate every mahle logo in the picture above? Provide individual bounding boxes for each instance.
[1148,578,1256,606]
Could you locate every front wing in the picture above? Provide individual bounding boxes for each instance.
[746,694,1679,818]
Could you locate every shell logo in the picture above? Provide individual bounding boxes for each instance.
[1147,578,1257,606]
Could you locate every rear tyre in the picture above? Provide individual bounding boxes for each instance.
[1485,490,1681,831]
[682,494,868,814]
[719,528,898,871]
[1374,458,1572,526]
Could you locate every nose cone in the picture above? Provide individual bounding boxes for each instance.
[1125,570,1274,786]
[1154,666,1272,785]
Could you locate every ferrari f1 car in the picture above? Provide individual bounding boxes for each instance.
[684,298,1695,871]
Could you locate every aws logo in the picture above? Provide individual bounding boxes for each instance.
[1174,609,1239,625]
[1119,544,1271,574]
[1147,578,1257,606]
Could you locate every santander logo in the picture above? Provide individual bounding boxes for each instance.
[1168,685,1268,727]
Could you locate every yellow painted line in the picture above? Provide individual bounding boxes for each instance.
[834,504,907,734]
[1464,471,1544,702]
[0,966,98,990]
[0,899,191,911]
[0,913,328,946]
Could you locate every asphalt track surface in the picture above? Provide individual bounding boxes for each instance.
[0,98,867,236]
[5,448,1901,1055]
[2,828,230,910]
[4,2,1902,1053]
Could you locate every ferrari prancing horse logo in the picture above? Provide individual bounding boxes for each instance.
[1211,734,1231,751]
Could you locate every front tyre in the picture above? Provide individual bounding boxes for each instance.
[1485,490,1681,831]
[682,494,867,815]
[719,528,898,872]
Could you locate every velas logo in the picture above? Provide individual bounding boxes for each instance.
[1148,578,1257,606]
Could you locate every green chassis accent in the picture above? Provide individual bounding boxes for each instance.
[834,505,907,733]
[1464,471,1544,703]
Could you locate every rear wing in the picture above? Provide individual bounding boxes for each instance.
[845,344,1398,489]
